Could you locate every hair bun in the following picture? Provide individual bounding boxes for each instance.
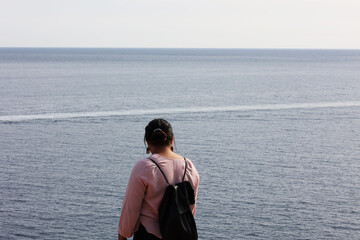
[150,128,168,144]
[144,119,174,147]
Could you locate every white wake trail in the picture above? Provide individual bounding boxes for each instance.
[1,101,360,122]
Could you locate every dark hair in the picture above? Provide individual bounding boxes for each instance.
[144,119,174,147]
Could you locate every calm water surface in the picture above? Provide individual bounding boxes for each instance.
[1,48,360,239]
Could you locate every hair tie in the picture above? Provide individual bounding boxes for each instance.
[153,128,162,133]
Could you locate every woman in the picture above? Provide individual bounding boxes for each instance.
[117,119,199,240]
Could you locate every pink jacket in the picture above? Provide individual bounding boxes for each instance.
[117,154,199,239]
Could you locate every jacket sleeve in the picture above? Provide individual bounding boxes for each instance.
[117,161,147,238]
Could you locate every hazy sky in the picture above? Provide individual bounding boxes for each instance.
[1,0,359,49]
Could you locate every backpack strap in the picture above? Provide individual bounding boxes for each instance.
[182,157,188,181]
[148,157,188,184]
[149,158,170,185]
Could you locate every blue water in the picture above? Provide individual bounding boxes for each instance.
[1,48,360,239]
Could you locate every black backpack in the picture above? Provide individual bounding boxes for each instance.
[149,157,198,240]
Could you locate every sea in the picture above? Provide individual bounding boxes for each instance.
[0,48,359,240]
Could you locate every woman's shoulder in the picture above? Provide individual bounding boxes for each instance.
[130,157,155,176]
[133,154,199,177]
[184,158,199,177]
[133,157,154,168]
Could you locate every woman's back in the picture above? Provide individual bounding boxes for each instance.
[118,154,199,238]
[117,119,199,240]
